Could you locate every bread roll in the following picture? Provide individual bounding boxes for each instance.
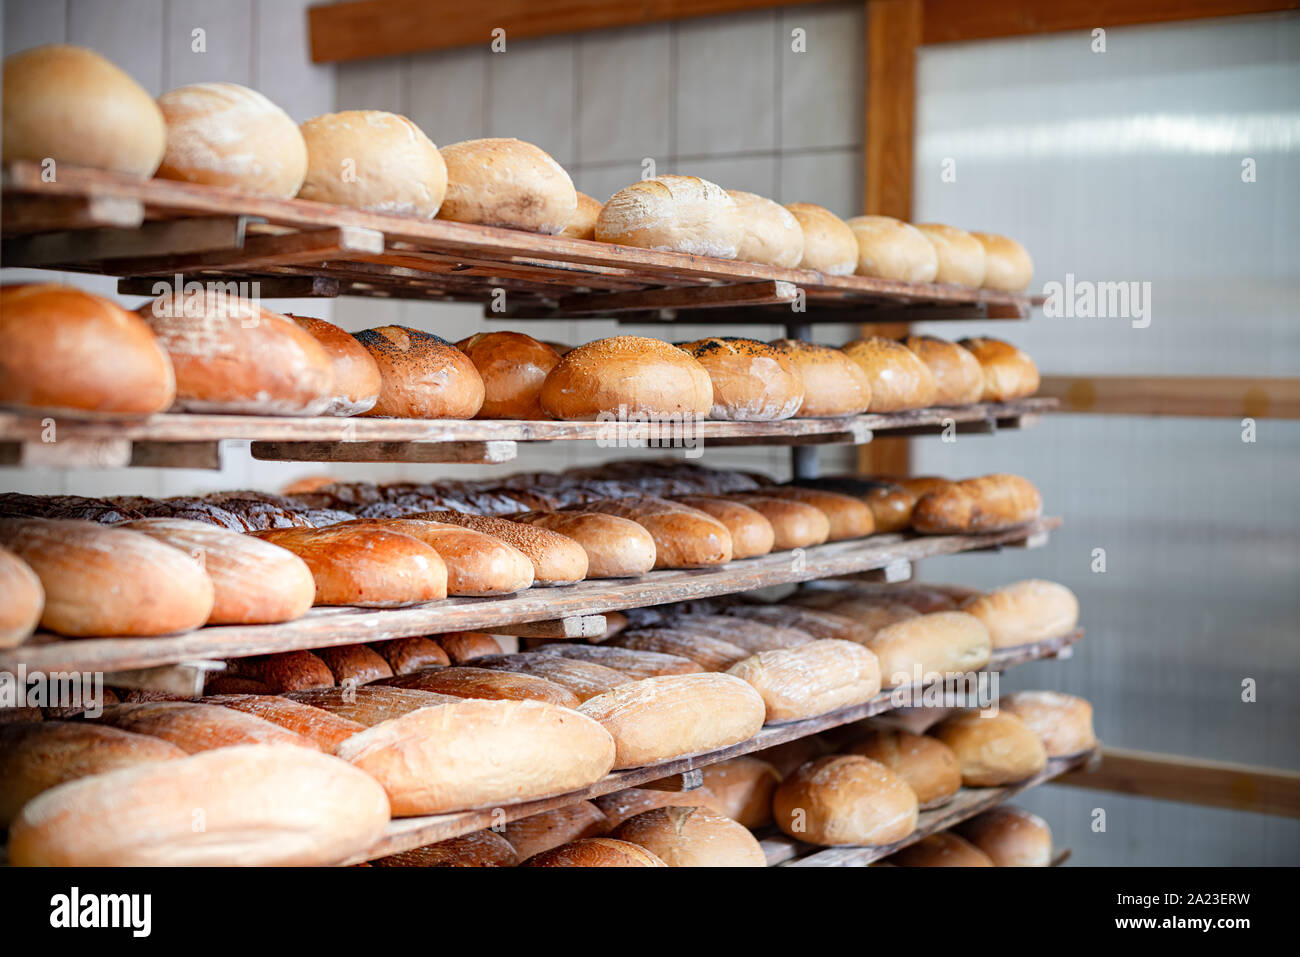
[867,611,992,687]
[0,518,213,637]
[755,486,875,541]
[678,337,804,421]
[412,511,586,585]
[788,477,917,533]
[957,337,1040,402]
[842,336,938,412]
[846,215,939,282]
[373,829,519,867]
[913,223,986,287]
[889,475,954,498]
[470,653,631,702]
[580,497,731,568]
[999,691,1096,757]
[577,673,765,769]
[694,757,781,828]
[252,524,448,605]
[8,744,390,866]
[889,832,994,867]
[930,710,1048,785]
[285,686,457,726]
[0,722,186,827]
[535,643,704,679]
[560,191,603,239]
[98,701,317,753]
[728,639,882,723]
[666,614,814,652]
[901,335,983,406]
[340,517,532,596]
[540,336,713,420]
[911,473,1043,534]
[503,801,609,859]
[956,805,1052,866]
[298,110,447,216]
[609,628,750,672]
[455,332,562,419]
[728,190,804,267]
[228,650,334,692]
[371,636,450,673]
[291,315,382,416]
[723,604,873,645]
[671,496,774,559]
[616,806,766,867]
[971,232,1034,291]
[785,202,856,275]
[335,697,615,815]
[522,837,667,867]
[592,787,723,828]
[314,644,394,686]
[725,494,830,550]
[512,510,657,578]
[2,45,165,175]
[773,755,918,845]
[963,580,1079,649]
[0,545,42,648]
[438,137,576,233]
[156,82,306,196]
[118,518,314,625]
[842,728,961,807]
[0,284,176,414]
[596,175,742,258]
[381,666,580,708]
[354,326,485,418]
[769,339,872,416]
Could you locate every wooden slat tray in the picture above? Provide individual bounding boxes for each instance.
[345,629,1083,864]
[2,163,1038,319]
[0,518,1060,673]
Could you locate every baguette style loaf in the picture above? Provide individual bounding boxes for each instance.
[867,611,992,687]
[962,579,1079,648]
[727,639,882,723]
[510,510,657,578]
[379,666,580,708]
[911,474,1043,534]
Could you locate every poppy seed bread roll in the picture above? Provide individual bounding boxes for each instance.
[353,326,485,418]
[678,337,804,421]
[540,336,713,420]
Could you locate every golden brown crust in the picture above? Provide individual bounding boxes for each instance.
[284,686,458,726]
[580,497,732,568]
[678,337,804,421]
[957,337,1040,401]
[999,690,1096,756]
[354,325,485,418]
[769,338,872,416]
[753,487,875,541]
[671,496,775,559]
[901,335,984,406]
[773,754,919,845]
[912,223,987,287]
[411,510,587,584]
[468,653,632,702]
[379,665,581,708]
[911,473,1043,534]
[929,710,1048,786]
[560,191,603,240]
[201,694,365,751]
[0,545,42,648]
[889,831,994,866]
[727,190,804,267]
[292,315,382,416]
[503,801,609,859]
[613,805,767,866]
[313,644,395,686]
[437,137,577,234]
[435,631,503,663]
[370,636,450,673]
[970,232,1034,291]
[335,518,531,596]
[955,805,1052,866]
[846,215,939,282]
[455,332,562,419]
[785,202,857,275]
[540,336,713,420]
[511,510,658,578]
[842,728,962,806]
[227,650,336,692]
[842,336,938,412]
[727,639,883,723]
[724,494,831,550]
[522,837,667,867]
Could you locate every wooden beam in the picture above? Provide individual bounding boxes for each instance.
[1055,746,1300,819]
[1038,375,1300,419]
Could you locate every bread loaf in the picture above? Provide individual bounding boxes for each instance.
[203,676,272,695]
[0,284,176,414]
[380,666,580,708]
[560,191,603,239]
[540,336,713,420]
[340,517,532,596]
[535,643,704,678]
[962,580,1079,648]
[956,805,1052,866]
[913,223,986,286]
[901,335,984,406]
[790,595,919,639]
[371,636,450,673]
[156,82,306,196]
[202,694,364,751]
[911,473,1043,534]
[957,337,1040,402]
[469,653,631,702]
[580,497,731,568]
[503,801,609,859]
[842,336,939,412]
[285,686,457,726]
[846,215,939,282]
[759,486,875,541]
[512,510,657,578]
[999,691,1096,756]
[0,722,186,827]
[727,190,804,266]
[889,832,994,866]
[666,614,814,652]
[842,728,961,807]
[119,518,314,625]
[372,829,519,867]
[98,701,318,753]
[929,710,1048,785]
[889,475,955,498]
[8,744,390,866]
[314,644,394,686]
[577,672,765,769]
[694,756,781,828]
[412,511,586,585]
[291,315,382,416]
[867,611,992,687]
[773,755,919,845]
[252,524,448,605]
[670,496,774,559]
[723,604,873,645]
[769,339,872,416]
[438,138,576,233]
[522,837,666,867]
[728,639,882,723]
[430,631,500,663]
[596,175,742,258]
[229,650,335,692]
[0,518,213,637]
[785,203,856,275]
[614,805,766,866]
[783,477,917,533]
[0,545,42,647]
[609,628,751,672]
[455,332,562,419]
[298,110,447,216]
[971,232,1034,291]
[725,494,830,550]
[2,45,165,175]
[678,337,804,421]
[592,787,723,828]
[335,697,616,815]
[354,326,485,418]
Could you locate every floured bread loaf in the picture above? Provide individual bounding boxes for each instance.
[596,175,742,258]
[438,137,576,233]
[727,639,882,723]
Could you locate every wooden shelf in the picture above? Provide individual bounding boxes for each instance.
[0,518,1060,674]
[2,163,1036,320]
[343,629,1083,864]
[1038,375,1300,420]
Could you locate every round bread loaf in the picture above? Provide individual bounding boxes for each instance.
[434,632,502,664]
[227,651,335,693]
[0,284,175,414]
[902,335,984,406]
[455,331,561,419]
[437,138,576,233]
[889,832,994,867]
[773,755,919,845]
[728,639,883,723]
[999,690,1096,757]
[291,315,382,416]
[929,710,1048,786]
[511,510,657,578]
[728,190,804,267]
[372,636,451,672]
[596,175,742,258]
[695,757,781,829]
[842,336,938,412]
[0,545,43,648]
[785,202,857,275]
[156,82,307,196]
[522,837,666,867]
[726,494,830,550]
[298,110,447,216]
[846,215,939,282]
[867,611,992,687]
[2,45,165,175]
[671,496,774,560]
[842,728,962,807]
[971,232,1034,291]
[913,223,986,286]
[541,336,713,420]
[956,805,1052,866]
[314,644,394,686]
[353,325,485,418]
[614,806,766,866]
[962,579,1079,648]
[769,339,872,416]
[957,336,1040,402]
[503,801,609,859]
[678,337,804,421]
[372,830,518,867]
[560,191,604,239]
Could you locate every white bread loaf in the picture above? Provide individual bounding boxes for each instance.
[867,611,992,687]
[999,690,1097,757]
[962,580,1079,648]
[540,335,714,421]
[438,137,577,234]
[773,754,919,845]
[596,175,742,258]
[956,805,1053,866]
[613,805,766,866]
[728,190,804,267]
[930,710,1048,785]
[785,202,857,275]
[727,639,882,723]
[561,191,604,239]
[0,545,43,648]
[847,215,939,282]
[842,727,962,807]
[971,232,1034,291]
[913,223,987,286]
